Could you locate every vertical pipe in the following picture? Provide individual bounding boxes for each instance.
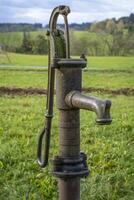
[58,178,80,200]
[56,68,82,200]
[58,109,80,200]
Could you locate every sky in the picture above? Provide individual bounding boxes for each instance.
[0,0,133,25]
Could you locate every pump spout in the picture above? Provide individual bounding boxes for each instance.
[65,91,112,125]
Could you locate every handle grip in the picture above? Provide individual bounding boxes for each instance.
[37,115,52,167]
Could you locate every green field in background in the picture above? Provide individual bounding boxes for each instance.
[0,31,91,48]
[1,53,134,70]
[0,31,46,48]
[0,67,134,89]
[0,54,134,89]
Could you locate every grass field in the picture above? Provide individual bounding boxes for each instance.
[0,54,134,199]
[0,53,48,66]
[0,53,134,89]
[0,67,134,89]
[0,95,134,200]
[1,53,134,70]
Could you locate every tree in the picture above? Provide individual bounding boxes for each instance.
[90,23,100,33]
[70,31,89,55]
[116,20,124,33]
[88,40,100,56]
[21,31,33,53]
[32,34,48,54]
[106,19,116,34]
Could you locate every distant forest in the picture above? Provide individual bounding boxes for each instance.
[0,23,43,32]
[0,13,134,32]
[0,13,133,56]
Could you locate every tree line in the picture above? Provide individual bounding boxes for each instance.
[71,18,134,56]
[1,13,134,56]
[1,13,133,56]
[0,23,42,32]
[15,32,48,55]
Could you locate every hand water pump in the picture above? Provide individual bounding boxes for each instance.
[37,5,112,200]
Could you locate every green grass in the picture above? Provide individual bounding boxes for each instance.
[0,69,48,88]
[0,94,134,199]
[0,53,48,66]
[83,71,134,89]
[0,67,134,89]
[87,56,134,70]
[0,53,134,199]
[1,54,134,91]
[1,53,134,70]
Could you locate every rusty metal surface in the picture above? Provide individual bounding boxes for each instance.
[37,5,112,200]
[57,58,86,68]
[65,91,112,125]
[37,5,70,167]
[56,68,82,109]
[58,178,80,200]
[52,152,89,178]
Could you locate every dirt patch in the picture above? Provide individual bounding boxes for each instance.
[0,87,47,95]
[0,68,48,72]
[82,87,134,96]
[84,69,134,74]
[0,86,134,96]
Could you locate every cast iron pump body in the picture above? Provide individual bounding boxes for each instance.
[37,5,112,200]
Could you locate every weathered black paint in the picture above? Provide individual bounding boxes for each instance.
[37,5,112,200]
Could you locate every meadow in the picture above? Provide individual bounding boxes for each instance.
[1,52,134,69]
[0,54,134,199]
[0,66,134,89]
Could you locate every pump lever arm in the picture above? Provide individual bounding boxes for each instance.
[37,5,70,167]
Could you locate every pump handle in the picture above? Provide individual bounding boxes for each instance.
[37,5,70,167]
